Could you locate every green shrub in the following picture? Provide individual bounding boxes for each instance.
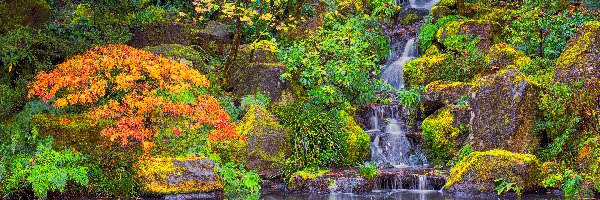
[358,163,378,180]
[277,102,347,172]
[279,15,389,106]
[1,137,89,198]
[215,162,260,200]
[418,15,465,51]
[0,85,25,118]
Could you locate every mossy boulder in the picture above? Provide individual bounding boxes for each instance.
[136,156,221,195]
[422,81,471,115]
[228,45,289,101]
[144,44,209,73]
[436,19,501,51]
[403,52,484,87]
[553,21,600,132]
[431,6,452,21]
[486,43,531,73]
[437,0,457,7]
[287,169,373,193]
[468,69,541,154]
[0,0,51,32]
[445,150,542,198]
[236,105,290,179]
[422,107,462,164]
[340,111,370,165]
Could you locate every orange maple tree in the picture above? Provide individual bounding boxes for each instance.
[29,44,239,151]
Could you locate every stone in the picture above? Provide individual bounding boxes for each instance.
[422,81,471,116]
[467,69,541,154]
[0,0,51,32]
[128,23,193,48]
[136,156,222,195]
[445,150,542,198]
[235,105,290,179]
[287,169,373,193]
[486,43,531,73]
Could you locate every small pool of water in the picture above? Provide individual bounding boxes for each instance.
[261,190,564,200]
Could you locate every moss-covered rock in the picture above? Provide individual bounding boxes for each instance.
[236,105,290,179]
[437,0,457,7]
[553,21,600,133]
[431,6,452,21]
[486,43,531,73]
[468,69,541,154]
[228,45,289,101]
[422,107,461,164]
[31,114,112,153]
[436,19,501,51]
[136,156,221,195]
[403,14,419,25]
[422,81,471,115]
[445,150,541,198]
[339,111,370,165]
[403,52,484,87]
[287,169,373,193]
[144,44,209,73]
[0,0,51,32]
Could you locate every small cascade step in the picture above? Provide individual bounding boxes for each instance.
[374,169,448,191]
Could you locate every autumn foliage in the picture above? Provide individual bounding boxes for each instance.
[29,44,239,150]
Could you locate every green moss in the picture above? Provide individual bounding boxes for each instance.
[422,107,459,164]
[292,168,330,180]
[31,114,112,152]
[0,0,51,31]
[431,6,452,20]
[486,43,531,69]
[437,0,456,7]
[404,14,419,25]
[555,21,600,75]
[339,110,370,165]
[445,149,541,189]
[143,44,208,73]
[235,104,289,175]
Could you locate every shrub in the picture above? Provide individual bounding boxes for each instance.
[0,85,25,118]
[358,163,378,180]
[1,137,89,198]
[418,15,465,51]
[277,102,348,172]
[28,45,239,151]
[279,16,388,106]
[215,162,261,199]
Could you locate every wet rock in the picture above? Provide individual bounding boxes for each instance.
[235,105,290,179]
[468,69,541,154]
[437,19,501,51]
[287,169,373,194]
[374,169,448,190]
[422,81,471,116]
[136,157,221,195]
[445,150,542,198]
[228,45,289,101]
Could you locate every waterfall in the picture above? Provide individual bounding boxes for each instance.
[368,0,441,169]
[418,175,428,190]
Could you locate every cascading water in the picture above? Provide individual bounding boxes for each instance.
[369,0,440,173]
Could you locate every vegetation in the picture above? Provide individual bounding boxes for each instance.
[0,0,599,198]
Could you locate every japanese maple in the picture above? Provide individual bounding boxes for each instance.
[29,44,239,151]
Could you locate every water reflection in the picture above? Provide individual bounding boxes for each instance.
[261,190,564,200]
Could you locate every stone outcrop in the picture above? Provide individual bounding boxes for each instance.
[136,157,222,195]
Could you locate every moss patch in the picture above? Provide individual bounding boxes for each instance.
[422,107,460,164]
[486,43,531,71]
[339,111,370,165]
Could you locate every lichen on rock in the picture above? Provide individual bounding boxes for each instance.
[445,149,541,198]
[467,69,541,154]
[136,156,222,195]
